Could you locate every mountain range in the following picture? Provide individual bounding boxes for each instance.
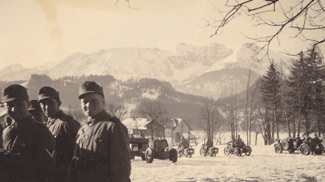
[0,43,293,99]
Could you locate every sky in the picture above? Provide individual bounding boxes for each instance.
[0,0,323,69]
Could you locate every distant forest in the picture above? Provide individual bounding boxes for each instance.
[0,74,217,130]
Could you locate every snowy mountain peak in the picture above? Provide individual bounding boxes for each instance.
[0,43,292,99]
[1,64,26,72]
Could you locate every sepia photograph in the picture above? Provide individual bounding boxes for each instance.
[0,0,325,181]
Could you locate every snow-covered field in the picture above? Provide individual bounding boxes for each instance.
[130,144,325,182]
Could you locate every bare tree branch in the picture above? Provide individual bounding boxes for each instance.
[210,0,325,56]
[210,0,253,37]
[248,2,276,12]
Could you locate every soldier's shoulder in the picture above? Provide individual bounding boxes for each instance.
[101,114,120,123]
[58,111,73,121]
[59,112,80,125]
[102,117,128,133]
[50,118,66,128]
[100,116,123,127]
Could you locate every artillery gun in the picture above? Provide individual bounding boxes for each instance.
[145,138,178,163]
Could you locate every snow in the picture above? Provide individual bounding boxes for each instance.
[141,88,160,100]
[122,118,150,130]
[130,144,325,182]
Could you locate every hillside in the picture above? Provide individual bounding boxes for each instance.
[0,43,293,100]
[0,74,214,130]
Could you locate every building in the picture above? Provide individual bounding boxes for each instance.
[122,117,165,139]
[123,117,196,147]
[169,118,193,145]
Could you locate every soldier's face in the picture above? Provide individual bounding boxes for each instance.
[39,98,60,118]
[3,100,30,121]
[80,93,105,117]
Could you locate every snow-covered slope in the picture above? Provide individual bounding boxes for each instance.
[0,64,40,82]
[0,43,293,99]
[176,43,292,99]
[47,48,172,80]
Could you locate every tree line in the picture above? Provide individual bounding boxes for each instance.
[232,47,325,145]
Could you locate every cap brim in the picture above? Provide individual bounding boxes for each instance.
[38,96,53,102]
[78,91,97,99]
[2,98,18,103]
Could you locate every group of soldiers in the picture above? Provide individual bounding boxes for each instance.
[0,81,131,182]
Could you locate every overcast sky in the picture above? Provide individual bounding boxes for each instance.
[0,0,322,69]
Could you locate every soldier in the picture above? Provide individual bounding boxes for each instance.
[234,134,245,155]
[178,136,190,156]
[67,81,131,182]
[38,86,80,182]
[0,84,55,181]
[28,99,47,124]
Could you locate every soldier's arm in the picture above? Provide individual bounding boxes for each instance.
[62,121,76,148]
[34,125,56,180]
[109,122,131,182]
[66,127,83,182]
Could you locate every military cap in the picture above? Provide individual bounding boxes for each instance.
[2,84,29,103]
[38,86,60,102]
[79,81,104,99]
[28,99,42,112]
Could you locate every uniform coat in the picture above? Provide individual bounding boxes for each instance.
[67,110,131,182]
[0,115,55,182]
[47,110,80,182]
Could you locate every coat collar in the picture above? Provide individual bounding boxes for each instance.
[87,110,112,126]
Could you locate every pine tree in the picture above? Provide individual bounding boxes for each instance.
[287,48,325,136]
[286,52,306,137]
[304,48,325,135]
[260,62,282,143]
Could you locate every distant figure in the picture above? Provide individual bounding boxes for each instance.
[303,133,312,143]
[313,133,319,139]
[311,133,321,152]
[312,133,319,143]
[140,131,145,138]
[38,86,80,182]
[234,135,245,154]
[28,99,47,124]
[179,136,190,156]
[179,136,190,149]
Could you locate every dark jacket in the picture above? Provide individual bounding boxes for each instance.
[179,137,190,149]
[1,115,55,182]
[67,110,131,182]
[47,110,80,182]
[234,138,245,148]
[56,110,81,139]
